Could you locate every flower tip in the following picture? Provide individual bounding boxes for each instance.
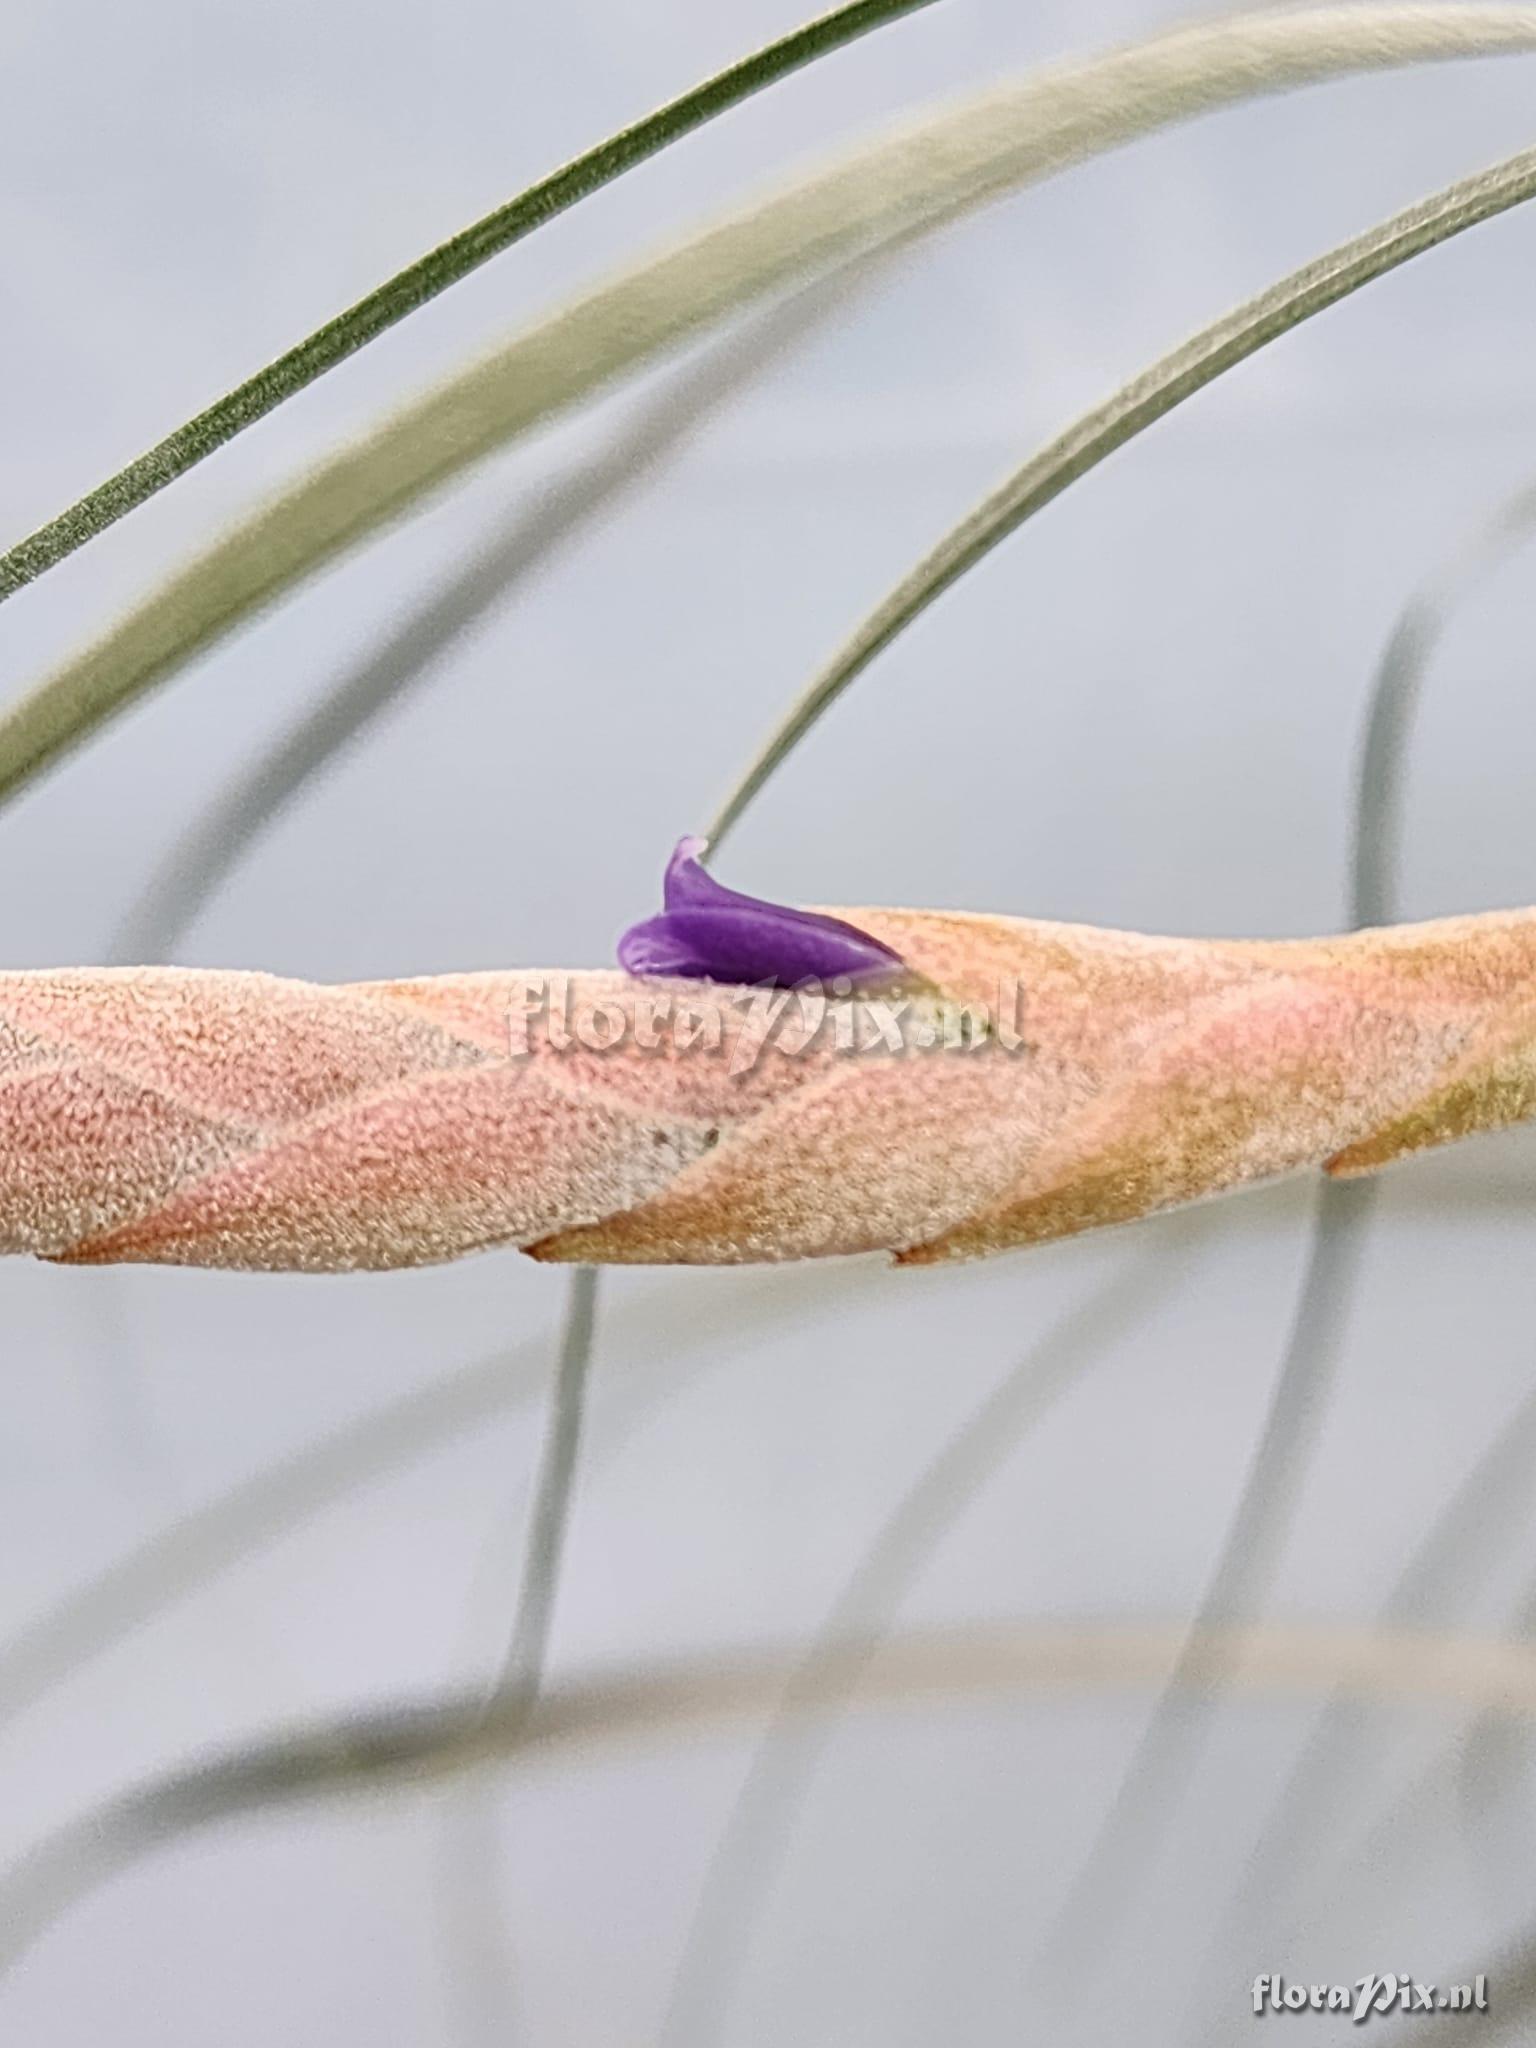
[618,839,910,989]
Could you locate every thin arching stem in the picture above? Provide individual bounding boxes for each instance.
[498,1268,600,1708]
[657,1231,1204,2046]
[703,140,1536,852]
[1036,1181,1375,1999]
[1028,358,1513,1994]
[1194,1397,1536,2047]
[1181,472,1536,2041]
[438,1264,598,2046]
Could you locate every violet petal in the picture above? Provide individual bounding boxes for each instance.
[617,838,908,987]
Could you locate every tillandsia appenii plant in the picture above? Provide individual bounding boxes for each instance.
[5,858,1536,1272]
[10,0,1536,2030]
[4,9,1536,1277]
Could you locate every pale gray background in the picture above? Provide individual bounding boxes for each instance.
[4,1,1536,2041]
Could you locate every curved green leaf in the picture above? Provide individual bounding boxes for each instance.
[112,288,843,964]
[707,139,1536,844]
[6,5,1536,806]
[0,0,937,601]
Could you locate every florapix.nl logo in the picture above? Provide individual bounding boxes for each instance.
[1251,1972,1490,2022]
[505,975,1030,1077]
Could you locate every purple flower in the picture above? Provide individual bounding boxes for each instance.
[617,837,909,987]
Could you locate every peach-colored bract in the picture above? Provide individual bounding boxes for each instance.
[1,903,1532,1273]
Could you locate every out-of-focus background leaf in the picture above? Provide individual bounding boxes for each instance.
[8,4,1535,805]
[6,3,1536,2044]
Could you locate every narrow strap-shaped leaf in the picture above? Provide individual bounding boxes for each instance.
[112,288,842,966]
[6,7,1536,808]
[0,0,936,602]
[707,140,1536,845]
[1,1618,1528,1980]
